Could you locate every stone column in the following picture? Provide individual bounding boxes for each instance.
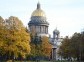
[52,48,56,61]
[40,26,41,33]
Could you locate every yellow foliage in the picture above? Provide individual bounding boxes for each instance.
[41,36,52,57]
[0,16,31,59]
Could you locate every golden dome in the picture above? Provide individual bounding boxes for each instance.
[31,2,46,17]
[31,9,46,17]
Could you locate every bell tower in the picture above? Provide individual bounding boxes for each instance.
[49,28,60,61]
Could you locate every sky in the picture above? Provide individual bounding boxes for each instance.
[0,0,84,37]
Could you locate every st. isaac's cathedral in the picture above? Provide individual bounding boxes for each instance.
[28,2,49,37]
[28,2,62,60]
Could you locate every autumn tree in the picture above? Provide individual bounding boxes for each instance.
[0,16,6,58]
[41,36,52,58]
[0,16,30,60]
[0,16,4,28]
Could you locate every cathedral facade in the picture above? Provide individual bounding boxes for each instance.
[28,2,49,36]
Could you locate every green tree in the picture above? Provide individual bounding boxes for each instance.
[58,36,71,59]
[28,35,52,60]
[70,33,81,61]
[58,32,84,61]
[80,31,84,60]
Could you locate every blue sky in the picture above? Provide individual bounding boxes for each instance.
[0,0,84,37]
